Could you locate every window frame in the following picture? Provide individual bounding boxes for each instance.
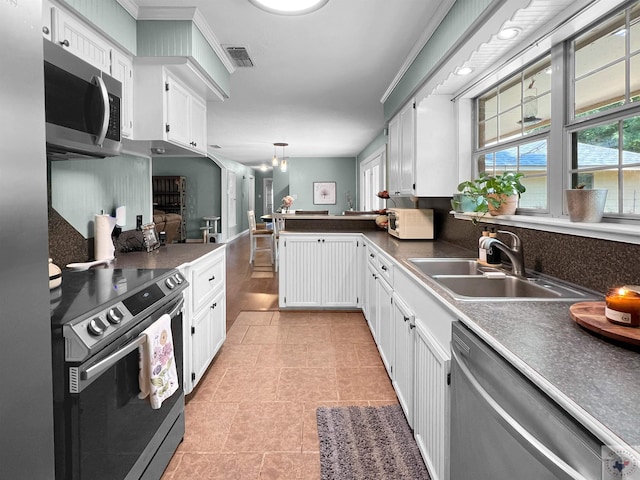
[470,0,640,223]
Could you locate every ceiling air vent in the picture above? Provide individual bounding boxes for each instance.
[224,46,254,67]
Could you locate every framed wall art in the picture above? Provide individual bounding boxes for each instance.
[313,182,336,205]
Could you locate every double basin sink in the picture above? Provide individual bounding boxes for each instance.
[406,258,599,301]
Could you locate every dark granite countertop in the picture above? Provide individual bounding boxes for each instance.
[113,243,225,270]
[361,231,640,456]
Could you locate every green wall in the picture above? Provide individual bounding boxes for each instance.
[287,157,357,214]
[152,156,222,240]
[50,154,151,238]
[383,0,494,120]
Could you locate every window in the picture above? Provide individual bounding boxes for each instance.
[359,149,385,211]
[573,3,640,119]
[475,55,551,211]
[570,2,640,217]
[471,0,640,221]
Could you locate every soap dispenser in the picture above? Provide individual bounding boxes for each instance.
[478,228,489,262]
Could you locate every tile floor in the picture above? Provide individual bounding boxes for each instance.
[161,310,399,479]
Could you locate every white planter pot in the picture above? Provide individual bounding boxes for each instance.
[565,189,607,222]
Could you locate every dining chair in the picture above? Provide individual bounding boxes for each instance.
[247,210,274,265]
[272,214,286,272]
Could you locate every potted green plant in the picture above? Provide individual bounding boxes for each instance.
[457,171,526,216]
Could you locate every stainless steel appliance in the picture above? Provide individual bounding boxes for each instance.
[450,321,603,480]
[387,208,434,239]
[51,268,188,480]
[43,39,122,159]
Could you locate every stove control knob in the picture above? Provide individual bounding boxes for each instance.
[87,317,108,336]
[107,307,123,324]
[165,277,176,290]
[173,273,183,284]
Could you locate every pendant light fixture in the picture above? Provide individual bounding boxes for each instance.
[273,142,288,171]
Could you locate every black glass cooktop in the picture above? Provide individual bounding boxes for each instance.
[50,268,172,327]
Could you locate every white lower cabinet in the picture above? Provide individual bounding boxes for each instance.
[180,247,226,394]
[377,275,394,375]
[279,234,360,308]
[365,261,379,340]
[392,293,415,427]
[414,321,450,480]
[363,244,454,480]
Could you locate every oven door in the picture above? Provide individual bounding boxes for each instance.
[56,296,185,480]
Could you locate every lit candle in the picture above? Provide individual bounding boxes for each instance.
[605,286,640,327]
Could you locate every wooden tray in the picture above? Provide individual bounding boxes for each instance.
[570,301,640,347]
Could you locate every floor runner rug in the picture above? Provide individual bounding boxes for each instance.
[316,404,430,480]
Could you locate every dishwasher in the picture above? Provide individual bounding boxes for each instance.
[450,321,604,480]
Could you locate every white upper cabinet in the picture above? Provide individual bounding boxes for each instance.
[42,1,53,41]
[414,95,457,196]
[52,7,111,72]
[133,65,208,156]
[387,94,457,197]
[388,100,415,196]
[111,50,134,139]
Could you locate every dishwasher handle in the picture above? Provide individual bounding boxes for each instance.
[451,347,588,480]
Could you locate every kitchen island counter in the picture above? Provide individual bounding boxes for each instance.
[361,231,640,461]
[113,243,224,270]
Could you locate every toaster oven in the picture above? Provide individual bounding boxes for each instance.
[387,208,434,239]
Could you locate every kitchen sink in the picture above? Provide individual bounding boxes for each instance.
[432,274,598,301]
[407,258,488,276]
[406,257,600,301]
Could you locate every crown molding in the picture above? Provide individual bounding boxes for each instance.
[115,0,138,18]
[380,0,457,104]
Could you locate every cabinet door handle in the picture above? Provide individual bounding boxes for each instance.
[210,302,217,309]
[381,265,387,271]
[369,253,375,258]
[409,323,416,329]
[403,316,409,322]
[208,275,215,282]
[60,39,69,47]
[43,26,50,35]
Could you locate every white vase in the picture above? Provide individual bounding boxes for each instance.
[565,189,607,222]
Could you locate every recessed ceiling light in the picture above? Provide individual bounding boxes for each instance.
[248,0,329,15]
[497,27,521,40]
[455,67,474,76]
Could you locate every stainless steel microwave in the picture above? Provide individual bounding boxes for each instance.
[43,40,122,159]
[387,208,434,239]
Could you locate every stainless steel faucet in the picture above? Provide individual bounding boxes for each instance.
[483,230,525,276]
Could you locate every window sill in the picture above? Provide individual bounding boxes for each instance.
[452,211,640,245]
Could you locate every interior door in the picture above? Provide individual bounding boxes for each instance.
[264,178,274,214]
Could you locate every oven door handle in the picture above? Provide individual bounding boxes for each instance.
[452,347,587,480]
[79,296,185,385]
[81,335,146,382]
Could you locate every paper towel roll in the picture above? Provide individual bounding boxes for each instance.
[115,206,126,227]
[95,214,117,261]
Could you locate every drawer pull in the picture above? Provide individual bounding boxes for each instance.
[208,275,215,282]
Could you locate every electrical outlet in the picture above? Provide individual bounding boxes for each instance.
[136,215,143,230]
